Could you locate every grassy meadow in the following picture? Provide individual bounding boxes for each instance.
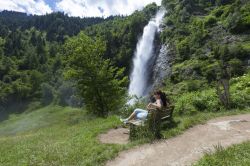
[0,104,249,165]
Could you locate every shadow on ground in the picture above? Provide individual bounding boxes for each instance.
[162,119,180,130]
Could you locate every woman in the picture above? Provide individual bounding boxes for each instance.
[121,90,168,123]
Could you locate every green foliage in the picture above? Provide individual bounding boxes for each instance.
[194,141,250,166]
[202,62,220,82]
[189,18,208,46]
[222,1,250,33]
[41,83,54,105]
[173,72,250,115]
[0,37,4,56]
[0,11,108,42]
[0,29,51,107]
[162,0,249,103]
[174,89,221,116]
[64,33,128,117]
[176,38,190,61]
[204,15,217,27]
[228,58,244,76]
[230,72,250,108]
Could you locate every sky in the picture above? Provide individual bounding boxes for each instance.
[0,0,162,17]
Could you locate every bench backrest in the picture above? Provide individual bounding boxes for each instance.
[160,104,174,120]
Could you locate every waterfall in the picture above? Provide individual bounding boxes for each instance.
[128,9,165,99]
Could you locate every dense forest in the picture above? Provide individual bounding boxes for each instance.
[0,3,158,114]
[0,0,249,116]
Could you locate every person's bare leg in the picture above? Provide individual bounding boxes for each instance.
[127,111,136,121]
[120,110,138,123]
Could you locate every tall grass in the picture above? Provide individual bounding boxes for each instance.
[193,141,250,166]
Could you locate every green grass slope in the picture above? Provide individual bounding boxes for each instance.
[0,106,127,166]
[0,106,249,165]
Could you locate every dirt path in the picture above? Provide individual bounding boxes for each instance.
[107,114,250,166]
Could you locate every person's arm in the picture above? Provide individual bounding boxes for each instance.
[147,103,154,110]
[147,100,162,110]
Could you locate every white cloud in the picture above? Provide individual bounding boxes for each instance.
[0,0,52,15]
[56,0,162,17]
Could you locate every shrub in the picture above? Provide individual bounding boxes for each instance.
[204,16,217,27]
[57,81,75,106]
[230,90,250,108]
[212,8,224,17]
[228,58,244,76]
[230,43,248,60]
[230,72,250,108]
[189,18,208,46]
[176,38,190,61]
[193,90,221,112]
[41,83,54,105]
[174,93,198,116]
[202,62,220,82]
[25,101,42,112]
[173,80,207,93]
[174,89,222,116]
[226,3,250,33]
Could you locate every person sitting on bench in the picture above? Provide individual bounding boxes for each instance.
[120,90,168,124]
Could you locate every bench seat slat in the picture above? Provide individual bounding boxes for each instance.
[161,115,170,120]
[129,120,145,126]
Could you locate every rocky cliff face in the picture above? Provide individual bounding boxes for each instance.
[152,44,173,90]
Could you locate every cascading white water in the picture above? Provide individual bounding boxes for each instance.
[128,9,165,98]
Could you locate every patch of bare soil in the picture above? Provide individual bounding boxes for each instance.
[99,127,129,145]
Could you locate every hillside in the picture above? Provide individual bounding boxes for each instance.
[159,0,250,114]
[0,11,109,42]
[0,106,124,165]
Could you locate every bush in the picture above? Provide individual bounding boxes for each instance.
[174,89,222,116]
[212,8,224,17]
[174,93,198,115]
[228,58,244,76]
[230,90,250,108]
[41,83,54,105]
[230,73,250,108]
[230,43,248,60]
[193,90,221,112]
[226,3,250,33]
[176,38,190,61]
[189,18,208,46]
[25,101,42,112]
[172,80,207,94]
[186,80,207,92]
[57,81,75,106]
[204,16,217,27]
[202,62,220,82]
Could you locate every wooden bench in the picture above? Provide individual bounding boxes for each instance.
[129,105,174,140]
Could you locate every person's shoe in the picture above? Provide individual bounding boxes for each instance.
[120,118,128,124]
